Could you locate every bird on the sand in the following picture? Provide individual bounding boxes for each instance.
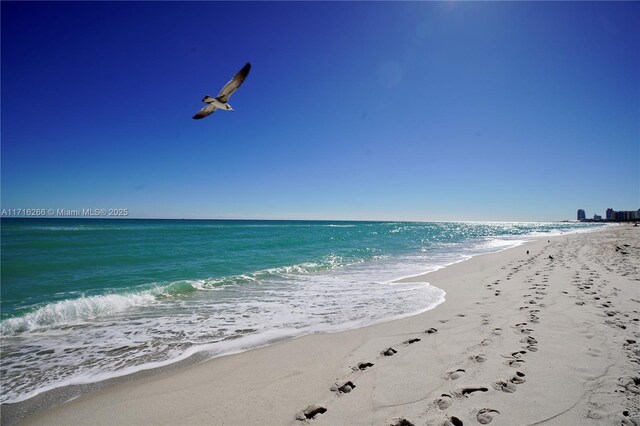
[193,62,251,119]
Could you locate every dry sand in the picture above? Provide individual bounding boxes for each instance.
[17,224,640,425]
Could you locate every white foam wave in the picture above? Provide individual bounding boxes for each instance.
[1,292,159,335]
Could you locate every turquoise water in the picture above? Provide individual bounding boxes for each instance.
[0,218,602,403]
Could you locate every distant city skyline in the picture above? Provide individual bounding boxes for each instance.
[578,207,640,222]
[2,2,638,221]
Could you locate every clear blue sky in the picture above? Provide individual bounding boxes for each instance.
[2,1,638,221]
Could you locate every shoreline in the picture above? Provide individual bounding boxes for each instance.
[4,224,638,425]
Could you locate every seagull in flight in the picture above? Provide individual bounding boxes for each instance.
[193,62,251,120]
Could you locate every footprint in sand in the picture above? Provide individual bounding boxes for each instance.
[472,354,487,363]
[447,369,466,380]
[509,371,526,384]
[382,347,398,356]
[507,359,525,368]
[493,380,517,393]
[459,387,489,397]
[356,362,374,371]
[425,328,439,334]
[330,380,356,394]
[295,404,327,420]
[618,376,640,394]
[442,416,463,426]
[477,408,500,425]
[491,328,502,335]
[404,338,421,345]
[435,394,452,409]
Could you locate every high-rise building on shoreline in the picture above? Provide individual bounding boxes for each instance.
[606,208,614,220]
[577,209,586,221]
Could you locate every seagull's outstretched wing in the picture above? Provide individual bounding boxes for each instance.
[193,103,217,120]
[216,62,251,103]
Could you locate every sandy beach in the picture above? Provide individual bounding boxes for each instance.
[11,224,640,426]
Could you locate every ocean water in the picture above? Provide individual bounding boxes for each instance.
[0,218,603,404]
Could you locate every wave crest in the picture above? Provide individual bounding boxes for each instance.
[1,292,157,335]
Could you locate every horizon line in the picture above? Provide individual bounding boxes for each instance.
[0,216,580,224]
